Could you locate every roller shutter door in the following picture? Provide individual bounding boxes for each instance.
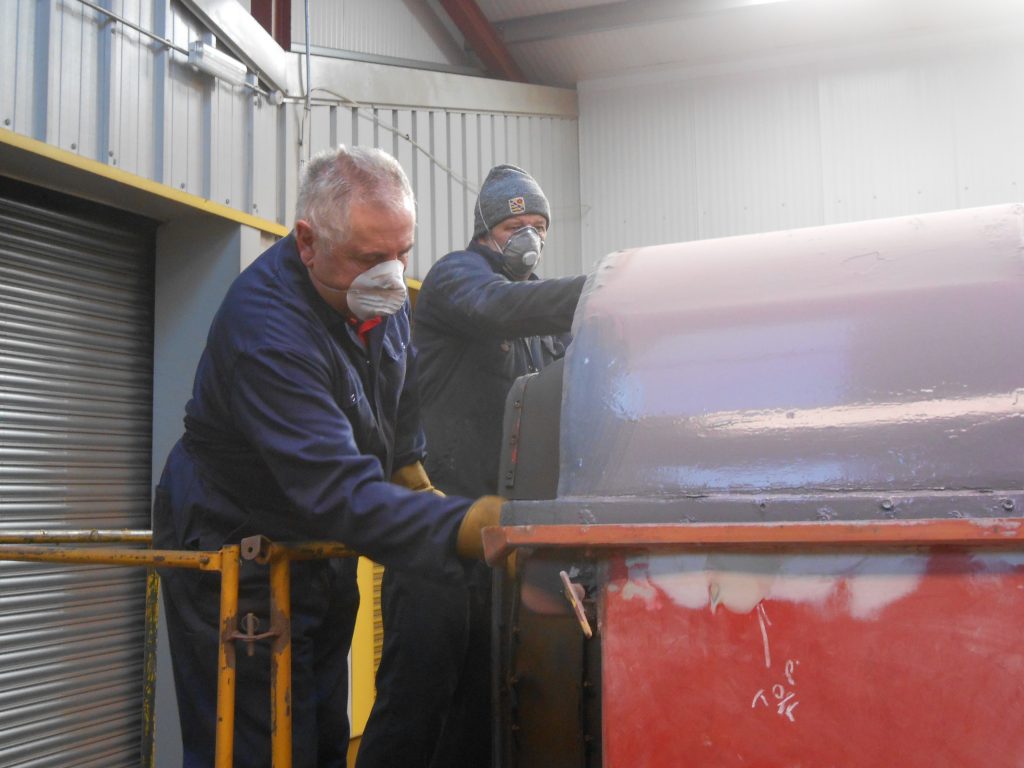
[0,178,156,767]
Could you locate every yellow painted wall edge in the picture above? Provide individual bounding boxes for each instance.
[0,128,290,237]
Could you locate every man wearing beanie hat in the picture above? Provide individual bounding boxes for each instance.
[356,166,586,768]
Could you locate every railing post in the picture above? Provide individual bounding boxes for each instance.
[214,546,239,768]
[269,553,293,768]
[141,567,161,768]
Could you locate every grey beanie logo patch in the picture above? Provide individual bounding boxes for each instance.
[508,197,526,215]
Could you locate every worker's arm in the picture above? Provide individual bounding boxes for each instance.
[416,249,586,341]
[230,342,475,579]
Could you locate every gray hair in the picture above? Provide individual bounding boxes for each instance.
[295,146,414,247]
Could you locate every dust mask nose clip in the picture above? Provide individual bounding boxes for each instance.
[346,260,408,320]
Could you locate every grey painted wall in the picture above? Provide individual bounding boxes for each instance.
[151,215,265,767]
[578,35,1024,262]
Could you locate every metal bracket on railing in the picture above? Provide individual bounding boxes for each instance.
[240,535,273,563]
[230,611,280,657]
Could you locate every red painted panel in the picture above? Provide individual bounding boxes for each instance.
[602,549,1024,767]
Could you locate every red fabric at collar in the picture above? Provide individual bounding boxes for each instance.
[348,316,383,345]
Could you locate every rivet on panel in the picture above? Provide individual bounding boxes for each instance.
[1002,498,1015,512]
[880,500,894,512]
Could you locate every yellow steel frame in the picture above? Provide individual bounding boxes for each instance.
[0,530,356,768]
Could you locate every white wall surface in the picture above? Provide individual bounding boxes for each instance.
[293,0,469,72]
[578,37,1024,265]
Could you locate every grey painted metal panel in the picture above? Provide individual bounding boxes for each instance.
[0,184,155,766]
[560,203,1024,503]
[818,61,959,225]
[296,0,467,70]
[54,0,89,156]
[165,13,200,197]
[307,102,333,164]
[410,109,433,280]
[35,0,58,144]
[251,93,279,219]
[579,39,1024,267]
[429,110,452,264]
[5,0,575,238]
[461,113,481,241]
[447,113,468,250]
[303,54,578,117]
[951,47,1024,208]
[288,106,590,281]
[693,74,824,238]
[207,80,246,206]
[110,0,157,178]
[0,3,19,131]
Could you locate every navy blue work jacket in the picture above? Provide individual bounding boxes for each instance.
[157,234,471,581]
[413,242,586,498]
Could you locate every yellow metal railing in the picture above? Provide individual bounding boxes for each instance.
[0,530,356,768]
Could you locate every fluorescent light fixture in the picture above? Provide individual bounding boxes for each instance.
[188,40,249,87]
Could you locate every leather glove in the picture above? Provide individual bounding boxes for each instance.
[390,461,444,496]
[456,495,504,560]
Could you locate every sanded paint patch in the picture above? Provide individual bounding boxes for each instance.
[623,552,927,619]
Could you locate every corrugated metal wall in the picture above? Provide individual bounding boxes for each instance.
[578,40,1024,263]
[1,0,582,279]
[298,105,582,278]
[0,0,276,216]
[0,179,156,767]
[293,0,465,69]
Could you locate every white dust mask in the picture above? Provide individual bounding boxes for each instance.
[346,260,408,320]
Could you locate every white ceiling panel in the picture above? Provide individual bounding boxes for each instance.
[475,0,1024,87]
[475,0,622,24]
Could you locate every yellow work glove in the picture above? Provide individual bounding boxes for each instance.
[456,495,504,560]
[390,461,444,496]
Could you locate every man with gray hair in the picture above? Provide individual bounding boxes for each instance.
[154,146,501,767]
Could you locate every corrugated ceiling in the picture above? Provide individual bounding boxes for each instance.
[468,0,1024,88]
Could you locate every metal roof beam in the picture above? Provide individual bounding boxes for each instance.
[440,0,528,82]
[495,0,795,45]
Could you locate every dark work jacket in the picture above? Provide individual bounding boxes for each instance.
[413,242,586,498]
[154,234,472,582]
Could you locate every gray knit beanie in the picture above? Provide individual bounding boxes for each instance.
[473,164,550,238]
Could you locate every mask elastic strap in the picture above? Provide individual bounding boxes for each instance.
[478,196,502,254]
[476,197,490,234]
[480,197,503,253]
